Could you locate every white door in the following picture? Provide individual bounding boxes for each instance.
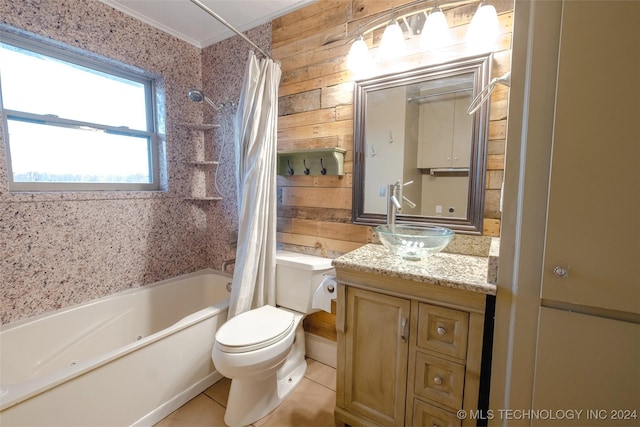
[532,1,640,422]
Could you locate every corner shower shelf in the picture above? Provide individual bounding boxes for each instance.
[277,148,346,176]
[186,196,223,201]
[175,123,221,130]
[176,122,222,201]
[190,161,219,166]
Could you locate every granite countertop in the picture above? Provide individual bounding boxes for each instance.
[332,244,497,296]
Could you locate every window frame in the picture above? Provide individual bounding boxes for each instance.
[0,29,161,192]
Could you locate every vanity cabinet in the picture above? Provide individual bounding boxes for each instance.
[335,266,492,427]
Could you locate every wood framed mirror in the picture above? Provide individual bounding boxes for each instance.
[352,54,492,234]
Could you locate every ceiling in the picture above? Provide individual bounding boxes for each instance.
[99,0,316,48]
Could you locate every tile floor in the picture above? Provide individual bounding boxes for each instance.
[154,358,336,427]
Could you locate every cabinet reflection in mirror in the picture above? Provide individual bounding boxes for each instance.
[353,54,491,234]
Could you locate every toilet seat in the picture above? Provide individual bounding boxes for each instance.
[215,305,295,353]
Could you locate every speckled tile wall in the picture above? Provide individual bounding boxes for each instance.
[201,24,273,269]
[0,0,259,325]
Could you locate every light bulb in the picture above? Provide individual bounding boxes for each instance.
[347,36,373,73]
[420,7,451,51]
[378,20,405,60]
[466,1,499,51]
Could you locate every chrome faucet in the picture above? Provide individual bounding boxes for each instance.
[387,180,417,232]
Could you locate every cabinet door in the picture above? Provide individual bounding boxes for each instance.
[417,94,472,169]
[533,308,640,426]
[451,94,472,168]
[418,100,455,168]
[540,0,639,314]
[344,287,411,426]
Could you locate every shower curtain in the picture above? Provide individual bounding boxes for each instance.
[227,51,282,319]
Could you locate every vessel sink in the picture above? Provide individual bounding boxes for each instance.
[375,225,454,261]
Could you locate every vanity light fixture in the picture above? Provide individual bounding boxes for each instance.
[346,0,500,72]
[420,5,451,51]
[466,1,500,51]
[346,35,373,73]
[379,18,406,60]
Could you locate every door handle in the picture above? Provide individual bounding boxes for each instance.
[400,317,408,342]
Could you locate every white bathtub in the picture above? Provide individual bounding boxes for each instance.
[0,269,231,427]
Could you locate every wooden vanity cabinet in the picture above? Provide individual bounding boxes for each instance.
[335,269,490,427]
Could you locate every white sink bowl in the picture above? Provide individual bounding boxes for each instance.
[375,225,454,261]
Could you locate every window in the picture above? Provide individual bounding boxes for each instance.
[0,30,160,191]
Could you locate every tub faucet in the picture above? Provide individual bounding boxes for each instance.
[221,258,235,273]
[387,180,417,232]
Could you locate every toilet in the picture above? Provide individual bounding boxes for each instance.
[212,250,335,426]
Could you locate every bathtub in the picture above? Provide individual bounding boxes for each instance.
[0,269,231,427]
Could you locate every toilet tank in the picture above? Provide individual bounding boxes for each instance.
[275,250,335,314]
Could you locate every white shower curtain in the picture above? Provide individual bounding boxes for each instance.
[227,51,282,319]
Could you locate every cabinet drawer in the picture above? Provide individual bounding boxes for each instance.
[417,303,469,359]
[415,352,465,409]
[412,399,461,427]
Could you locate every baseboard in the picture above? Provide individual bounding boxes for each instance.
[304,332,337,368]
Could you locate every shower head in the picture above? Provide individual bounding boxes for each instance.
[188,89,217,109]
[188,89,205,102]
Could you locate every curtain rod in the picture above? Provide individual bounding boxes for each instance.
[189,0,273,61]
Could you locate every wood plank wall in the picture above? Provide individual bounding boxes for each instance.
[272,0,514,341]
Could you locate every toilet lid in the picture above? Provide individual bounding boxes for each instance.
[215,305,295,353]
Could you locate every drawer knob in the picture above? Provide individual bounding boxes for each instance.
[553,266,569,278]
[436,326,446,335]
[433,376,443,385]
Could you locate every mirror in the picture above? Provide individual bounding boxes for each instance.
[352,54,492,234]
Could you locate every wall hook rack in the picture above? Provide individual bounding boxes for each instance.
[277,148,346,176]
